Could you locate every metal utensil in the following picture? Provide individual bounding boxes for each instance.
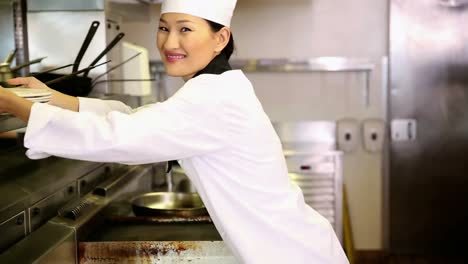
[130,192,208,217]
[10,57,47,72]
[91,52,142,85]
[83,32,125,77]
[45,60,110,85]
[3,49,17,65]
[32,63,75,77]
[0,51,46,84]
[73,21,100,73]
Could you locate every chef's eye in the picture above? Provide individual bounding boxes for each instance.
[158,26,169,32]
[181,27,192,32]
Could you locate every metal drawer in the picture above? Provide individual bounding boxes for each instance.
[28,182,77,233]
[285,155,336,174]
[0,212,26,252]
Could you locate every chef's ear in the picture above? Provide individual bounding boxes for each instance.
[214,27,231,53]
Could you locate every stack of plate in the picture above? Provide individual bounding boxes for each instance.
[8,88,52,103]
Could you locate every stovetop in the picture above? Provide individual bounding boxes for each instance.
[83,195,221,242]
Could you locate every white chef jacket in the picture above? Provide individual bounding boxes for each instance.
[24,70,348,264]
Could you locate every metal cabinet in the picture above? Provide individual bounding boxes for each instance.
[285,152,343,242]
[28,182,77,233]
[0,212,27,252]
[273,121,343,243]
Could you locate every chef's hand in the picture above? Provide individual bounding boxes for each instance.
[7,77,50,90]
[7,77,79,112]
[0,85,33,122]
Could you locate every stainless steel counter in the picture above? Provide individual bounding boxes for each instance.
[79,241,237,264]
[0,148,103,224]
[0,115,25,134]
[0,146,108,253]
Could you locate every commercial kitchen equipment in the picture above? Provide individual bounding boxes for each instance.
[273,121,344,244]
[26,0,156,97]
[387,0,468,255]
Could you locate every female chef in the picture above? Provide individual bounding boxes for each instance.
[0,0,348,263]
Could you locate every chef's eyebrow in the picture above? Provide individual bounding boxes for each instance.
[159,18,194,24]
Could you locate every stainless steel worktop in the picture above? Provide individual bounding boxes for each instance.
[0,147,102,224]
[0,144,110,254]
[0,115,25,134]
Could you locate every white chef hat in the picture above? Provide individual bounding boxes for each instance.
[161,0,237,27]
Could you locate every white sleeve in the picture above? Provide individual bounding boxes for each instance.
[24,93,229,164]
[78,97,134,115]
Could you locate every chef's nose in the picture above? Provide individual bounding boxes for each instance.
[164,32,180,50]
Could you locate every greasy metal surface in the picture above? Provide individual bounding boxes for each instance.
[28,181,77,232]
[2,153,101,206]
[86,222,222,242]
[79,241,237,264]
[93,166,145,197]
[0,221,75,263]
[389,0,468,254]
[78,166,110,197]
[0,164,156,262]
[0,211,26,252]
[0,114,26,134]
[131,192,207,217]
[107,215,212,224]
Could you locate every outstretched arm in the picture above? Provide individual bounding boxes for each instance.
[7,77,79,112]
[0,86,33,121]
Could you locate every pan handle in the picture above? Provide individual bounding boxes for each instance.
[84,32,125,77]
[45,60,110,85]
[91,52,141,85]
[32,63,75,77]
[10,57,47,72]
[3,49,17,65]
[73,21,100,73]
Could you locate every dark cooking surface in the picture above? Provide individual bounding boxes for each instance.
[84,200,222,242]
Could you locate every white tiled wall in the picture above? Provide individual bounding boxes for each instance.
[120,0,389,250]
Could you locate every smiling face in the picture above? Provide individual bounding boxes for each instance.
[157,13,230,81]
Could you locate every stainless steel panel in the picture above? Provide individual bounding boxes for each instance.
[0,115,25,134]
[389,0,468,254]
[27,0,104,11]
[28,182,77,233]
[78,165,110,196]
[273,121,336,144]
[0,212,26,252]
[0,221,75,263]
[285,156,336,174]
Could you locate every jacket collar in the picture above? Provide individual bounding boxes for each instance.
[193,54,232,78]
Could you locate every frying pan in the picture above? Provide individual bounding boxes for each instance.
[130,192,208,217]
[34,61,109,96]
[33,22,125,96]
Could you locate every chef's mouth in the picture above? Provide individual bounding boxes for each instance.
[165,53,186,63]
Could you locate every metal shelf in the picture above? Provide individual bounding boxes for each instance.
[0,115,26,134]
[150,57,376,107]
[230,57,375,73]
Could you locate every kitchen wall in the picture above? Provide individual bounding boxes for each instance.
[121,0,389,250]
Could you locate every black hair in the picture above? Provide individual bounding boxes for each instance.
[205,20,235,60]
